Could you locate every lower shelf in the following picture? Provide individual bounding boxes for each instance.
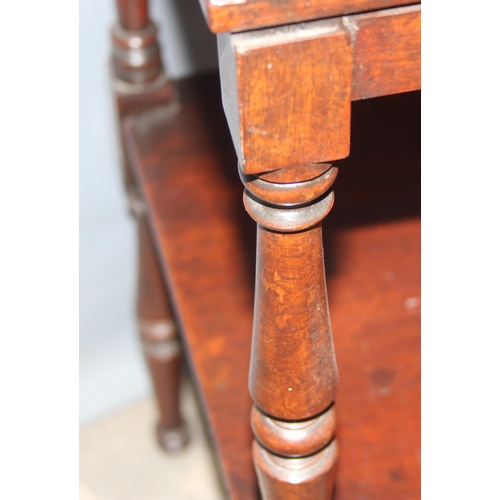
[124,73,420,500]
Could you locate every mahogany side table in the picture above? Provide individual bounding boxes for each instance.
[110,1,420,498]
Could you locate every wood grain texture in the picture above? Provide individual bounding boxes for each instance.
[249,224,339,497]
[123,73,420,499]
[199,0,418,33]
[349,5,421,100]
[248,225,338,420]
[136,212,174,323]
[218,4,420,174]
[219,20,352,174]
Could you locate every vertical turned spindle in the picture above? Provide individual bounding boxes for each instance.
[116,0,149,31]
[111,0,171,94]
[110,0,186,452]
[242,164,340,499]
[111,0,176,193]
[131,194,188,452]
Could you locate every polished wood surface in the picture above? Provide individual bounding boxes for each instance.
[216,8,420,492]
[199,0,417,33]
[350,5,420,100]
[136,212,188,451]
[243,163,340,497]
[124,73,420,499]
[218,20,352,175]
[111,0,187,452]
[219,4,420,175]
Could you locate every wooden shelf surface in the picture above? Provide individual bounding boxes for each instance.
[124,73,420,500]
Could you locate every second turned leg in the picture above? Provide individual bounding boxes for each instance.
[110,0,186,453]
[134,197,188,452]
[243,165,340,499]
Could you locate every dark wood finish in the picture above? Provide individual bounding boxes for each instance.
[136,210,188,451]
[111,0,172,91]
[125,75,257,498]
[218,20,352,175]
[110,0,186,452]
[111,0,176,194]
[109,0,420,495]
[218,4,420,175]
[256,163,333,184]
[216,4,419,495]
[243,166,338,206]
[124,73,420,500]
[199,0,417,34]
[117,0,149,30]
[245,193,339,498]
[349,5,421,100]
[114,87,177,202]
[242,160,341,497]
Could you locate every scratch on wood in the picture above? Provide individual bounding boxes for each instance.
[249,126,268,136]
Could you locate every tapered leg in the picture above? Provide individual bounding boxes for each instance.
[242,165,340,499]
[110,0,186,452]
[134,199,188,451]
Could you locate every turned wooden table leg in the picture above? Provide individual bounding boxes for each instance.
[110,0,187,452]
[112,0,167,92]
[242,165,340,499]
[132,194,188,452]
[217,21,352,497]
[110,0,176,197]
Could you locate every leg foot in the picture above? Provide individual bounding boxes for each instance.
[157,420,189,452]
[136,209,188,452]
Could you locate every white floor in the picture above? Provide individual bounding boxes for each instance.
[80,379,226,500]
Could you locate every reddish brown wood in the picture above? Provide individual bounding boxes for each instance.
[111,0,173,90]
[136,211,188,451]
[257,163,333,184]
[253,440,339,500]
[241,147,340,496]
[124,76,258,498]
[219,21,352,174]
[110,0,186,453]
[199,0,417,34]
[243,166,338,206]
[247,221,338,420]
[116,0,149,30]
[219,4,420,174]
[350,5,421,100]
[114,90,177,207]
[110,0,176,207]
[251,405,337,458]
[218,7,419,490]
[123,73,420,499]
